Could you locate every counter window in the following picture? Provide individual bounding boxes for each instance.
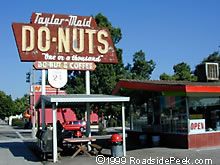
[188,96,220,132]
[160,96,188,133]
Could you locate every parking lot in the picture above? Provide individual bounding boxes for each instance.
[0,121,219,165]
[43,146,219,165]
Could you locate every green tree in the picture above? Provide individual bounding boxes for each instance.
[13,94,29,115]
[95,13,122,44]
[91,13,127,94]
[202,51,220,63]
[173,62,192,81]
[160,62,197,81]
[129,50,156,80]
[160,73,173,80]
[0,91,15,119]
[65,70,86,94]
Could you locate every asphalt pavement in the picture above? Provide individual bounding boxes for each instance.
[0,119,41,165]
[0,119,220,165]
[44,147,220,165]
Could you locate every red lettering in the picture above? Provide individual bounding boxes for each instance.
[201,123,204,129]
[194,123,198,129]
[191,123,195,130]
[198,123,201,129]
[191,122,205,130]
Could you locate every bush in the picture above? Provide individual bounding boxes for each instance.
[12,118,25,128]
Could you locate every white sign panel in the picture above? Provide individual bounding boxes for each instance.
[189,119,206,134]
[48,69,67,89]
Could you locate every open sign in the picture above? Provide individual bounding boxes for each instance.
[189,119,205,134]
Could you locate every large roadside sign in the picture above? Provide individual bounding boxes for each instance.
[12,12,118,65]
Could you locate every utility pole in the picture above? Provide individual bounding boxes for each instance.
[31,65,36,138]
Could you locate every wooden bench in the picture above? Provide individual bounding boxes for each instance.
[89,144,103,155]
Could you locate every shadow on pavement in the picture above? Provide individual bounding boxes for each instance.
[94,138,153,152]
[0,142,41,162]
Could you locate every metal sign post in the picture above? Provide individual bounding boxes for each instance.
[52,103,58,163]
[85,70,91,137]
[122,102,126,157]
[41,69,46,129]
[31,66,36,138]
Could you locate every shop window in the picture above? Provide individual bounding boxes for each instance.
[189,96,220,132]
[130,104,148,132]
[160,96,188,133]
[130,98,160,132]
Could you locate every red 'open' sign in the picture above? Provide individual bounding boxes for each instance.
[189,119,205,134]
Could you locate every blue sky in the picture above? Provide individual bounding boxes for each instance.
[1,0,220,99]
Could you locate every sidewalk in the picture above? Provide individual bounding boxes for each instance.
[45,147,219,165]
[0,141,42,165]
[0,119,6,125]
[0,121,219,165]
[0,122,42,165]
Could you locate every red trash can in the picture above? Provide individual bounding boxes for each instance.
[111,134,123,157]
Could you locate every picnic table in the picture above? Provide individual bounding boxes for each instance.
[63,137,97,158]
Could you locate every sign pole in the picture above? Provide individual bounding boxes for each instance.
[52,103,58,163]
[41,69,46,129]
[122,102,126,157]
[86,71,90,95]
[129,104,134,130]
[85,71,91,137]
[31,65,36,138]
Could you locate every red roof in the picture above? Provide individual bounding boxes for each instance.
[113,79,220,94]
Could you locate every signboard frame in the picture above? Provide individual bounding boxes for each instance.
[189,119,206,134]
[12,12,118,65]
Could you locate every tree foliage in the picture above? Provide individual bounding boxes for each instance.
[173,62,192,81]
[90,13,128,94]
[0,91,15,119]
[128,50,156,80]
[160,52,220,82]
[95,13,122,45]
[160,73,173,80]
[202,51,220,63]
[13,94,29,115]
[160,62,197,81]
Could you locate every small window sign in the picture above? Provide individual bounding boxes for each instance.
[189,119,205,134]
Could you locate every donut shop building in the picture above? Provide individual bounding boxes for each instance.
[113,79,220,148]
